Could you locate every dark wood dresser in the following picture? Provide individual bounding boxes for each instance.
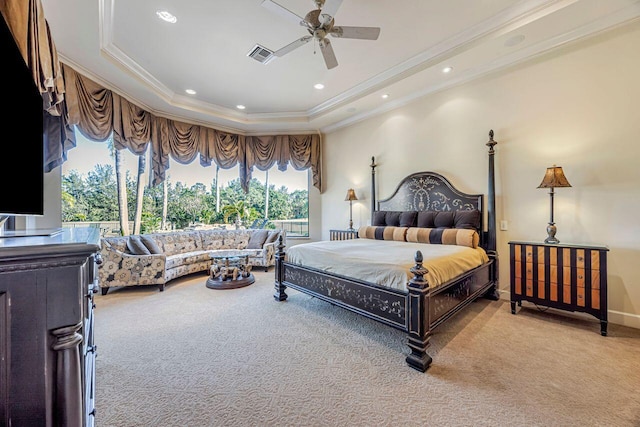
[509,240,609,335]
[0,227,101,426]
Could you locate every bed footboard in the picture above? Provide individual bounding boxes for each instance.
[405,251,432,372]
[274,238,434,371]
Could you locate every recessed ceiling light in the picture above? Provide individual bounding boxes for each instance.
[381,94,389,99]
[156,10,177,24]
[314,83,325,90]
[185,89,196,95]
[442,66,453,73]
[236,105,246,110]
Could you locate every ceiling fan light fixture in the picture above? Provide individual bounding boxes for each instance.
[261,0,381,70]
[156,10,177,24]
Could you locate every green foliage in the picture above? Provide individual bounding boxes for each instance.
[221,200,250,226]
[62,164,308,232]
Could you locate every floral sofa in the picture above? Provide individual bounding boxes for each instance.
[98,228,285,294]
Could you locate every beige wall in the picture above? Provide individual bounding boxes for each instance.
[320,22,640,328]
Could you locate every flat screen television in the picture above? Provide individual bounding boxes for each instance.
[0,12,45,219]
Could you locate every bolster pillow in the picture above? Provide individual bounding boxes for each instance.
[405,227,479,248]
[358,226,408,242]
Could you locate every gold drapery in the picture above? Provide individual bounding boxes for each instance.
[61,65,322,192]
[2,2,323,193]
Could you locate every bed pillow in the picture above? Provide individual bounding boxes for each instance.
[140,235,163,254]
[416,210,481,230]
[406,227,479,248]
[358,226,408,242]
[416,211,438,228]
[126,235,151,255]
[454,209,481,230]
[399,211,418,227]
[372,211,387,226]
[384,211,402,226]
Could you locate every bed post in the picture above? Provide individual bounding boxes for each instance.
[405,251,433,372]
[485,130,500,300]
[370,156,377,224]
[273,235,287,301]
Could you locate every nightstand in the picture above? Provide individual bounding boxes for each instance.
[330,229,358,241]
[509,241,609,336]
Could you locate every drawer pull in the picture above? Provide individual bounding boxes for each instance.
[578,275,583,280]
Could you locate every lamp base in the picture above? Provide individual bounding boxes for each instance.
[544,223,559,244]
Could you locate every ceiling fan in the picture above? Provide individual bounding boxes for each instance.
[261,0,381,69]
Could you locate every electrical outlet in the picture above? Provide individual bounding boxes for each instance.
[500,220,508,231]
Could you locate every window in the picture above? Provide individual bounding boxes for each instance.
[61,130,309,236]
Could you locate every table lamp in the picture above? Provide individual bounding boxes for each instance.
[344,188,358,231]
[537,165,572,244]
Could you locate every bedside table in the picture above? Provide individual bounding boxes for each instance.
[330,229,358,241]
[509,241,609,336]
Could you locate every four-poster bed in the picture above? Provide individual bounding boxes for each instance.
[273,131,499,372]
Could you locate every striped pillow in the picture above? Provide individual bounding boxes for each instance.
[358,226,408,242]
[405,228,479,248]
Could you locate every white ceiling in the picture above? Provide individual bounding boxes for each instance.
[40,0,640,135]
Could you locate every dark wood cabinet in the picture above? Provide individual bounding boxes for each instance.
[509,240,609,335]
[329,229,358,241]
[0,227,100,426]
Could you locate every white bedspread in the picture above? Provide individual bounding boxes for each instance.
[286,239,489,291]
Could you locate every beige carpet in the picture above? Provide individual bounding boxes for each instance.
[94,271,640,427]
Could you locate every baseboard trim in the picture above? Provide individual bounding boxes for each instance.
[496,289,640,330]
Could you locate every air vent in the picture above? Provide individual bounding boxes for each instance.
[247,44,275,64]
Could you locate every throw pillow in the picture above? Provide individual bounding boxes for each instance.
[140,235,163,254]
[126,235,151,255]
[246,229,270,249]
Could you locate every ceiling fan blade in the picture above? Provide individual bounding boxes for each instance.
[261,0,306,28]
[319,38,338,70]
[330,26,381,40]
[319,0,344,26]
[273,36,313,57]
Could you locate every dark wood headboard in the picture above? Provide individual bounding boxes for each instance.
[369,130,498,254]
[376,171,483,213]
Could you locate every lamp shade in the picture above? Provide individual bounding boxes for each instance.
[344,188,358,201]
[537,166,572,189]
